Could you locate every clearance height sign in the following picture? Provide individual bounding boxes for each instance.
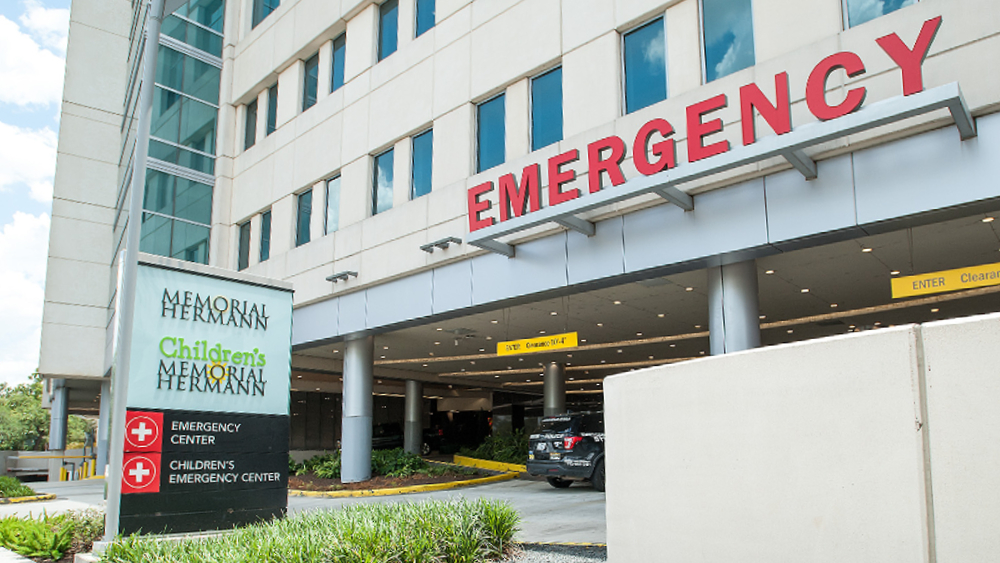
[117,263,292,535]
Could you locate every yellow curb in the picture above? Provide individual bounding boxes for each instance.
[520,541,607,548]
[452,455,526,473]
[0,493,57,505]
[84,475,106,480]
[289,471,518,498]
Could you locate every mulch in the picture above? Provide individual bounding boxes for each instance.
[289,470,487,492]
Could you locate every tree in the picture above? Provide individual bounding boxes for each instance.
[0,375,95,451]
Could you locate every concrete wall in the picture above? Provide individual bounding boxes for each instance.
[604,311,1000,563]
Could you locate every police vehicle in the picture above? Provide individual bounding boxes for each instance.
[526,412,605,491]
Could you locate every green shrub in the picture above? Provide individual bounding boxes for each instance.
[0,510,102,561]
[0,476,35,498]
[460,431,528,465]
[288,455,303,476]
[100,498,520,563]
[371,449,427,477]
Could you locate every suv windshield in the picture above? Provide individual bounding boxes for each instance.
[537,417,576,433]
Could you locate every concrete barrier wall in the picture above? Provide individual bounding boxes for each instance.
[605,312,1000,562]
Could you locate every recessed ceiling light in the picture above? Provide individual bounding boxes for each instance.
[422,364,428,367]
[581,339,587,343]
[479,348,485,352]
[333,350,339,353]
[296,375,302,379]
[983,217,995,223]
[569,377,575,381]
[759,315,766,319]
[765,270,775,275]
[380,355,386,359]
[670,344,676,348]
[495,375,500,378]
[550,311,558,315]
[434,341,440,345]
[830,303,838,308]
[685,287,694,292]
[648,356,654,359]
[787,329,794,334]
[315,387,321,391]
[657,313,665,318]
[429,352,435,356]
[567,354,572,358]
[613,300,621,305]
[874,322,881,326]
[617,349,623,353]
[931,308,940,313]
[636,332,642,336]
[699,351,705,355]
[383,346,389,350]
[848,325,855,329]
[695,324,701,329]
[801,288,809,293]
[470,361,476,364]
[600,360,606,364]
[597,323,603,327]
[491,320,499,324]
[436,327,443,331]
[890,270,900,276]
[539,330,546,334]
[862,247,873,253]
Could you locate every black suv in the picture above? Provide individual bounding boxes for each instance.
[527,412,605,491]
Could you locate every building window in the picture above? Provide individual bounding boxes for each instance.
[702,0,755,82]
[252,0,280,28]
[325,176,341,234]
[237,221,251,270]
[411,129,433,199]
[531,67,563,151]
[140,169,213,264]
[477,94,505,173]
[302,54,319,111]
[259,210,271,262]
[378,0,398,61]
[416,0,435,37]
[372,149,394,215]
[296,189,312,246]
[623,17,667,114]
[266,84,278,135]
[244,99,257,150]
[331,34,346,92]
[844,0,916,28]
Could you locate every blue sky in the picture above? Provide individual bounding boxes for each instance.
[0,0,71,386]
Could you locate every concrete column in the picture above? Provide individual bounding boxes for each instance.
[404,380,423,455]
[47,378,68,481]
[341,335,374,483]
[96,379,111,476]
[708,260,761,355]
[543,362,567,416]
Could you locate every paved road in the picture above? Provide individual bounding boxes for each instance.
[4,476,607,544]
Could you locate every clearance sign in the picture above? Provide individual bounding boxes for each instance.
[891,262,1000,299]
[498,332,578,356]
[468,17,943,233]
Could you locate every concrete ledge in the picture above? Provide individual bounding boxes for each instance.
[0,494,57,505]
[452,455,527,473]
[288,471,518,498]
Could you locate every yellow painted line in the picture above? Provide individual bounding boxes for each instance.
[892,261,1000,298]
[520,541,607,547]
[0,493,56,505]
[452,455,526,473]
[288,471,518,498]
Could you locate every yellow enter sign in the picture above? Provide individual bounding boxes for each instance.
[497,332,578,356]
[891,261,1000,299]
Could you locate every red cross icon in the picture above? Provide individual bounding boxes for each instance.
[124,411,163,452]
[122,453,160,494]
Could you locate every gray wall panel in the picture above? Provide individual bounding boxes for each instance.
[338,290,368,336]
[623,179,768,274]
[567,215,625,285]
[432,260,473,314]
[291,296,338,346]
[471,233,568,306]
[766,155,856,244]
[366,271,433,329]
[855,114,1000,226]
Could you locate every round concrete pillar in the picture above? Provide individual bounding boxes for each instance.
[708,260,762,355]
[341,335,374,483]
[543,362,567,416]
[404,380,423,455]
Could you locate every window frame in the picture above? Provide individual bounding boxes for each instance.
[410,128,433,200]
[237,220,251,270]
[324,174,342,235]
[331,33,346,92]
[302,53,320,112]
[620,16,668,116]
[266,84,278,135]
[244,99,257,150]
[475,92,506,173]
[699,0,757,84]
[840,0,918,29]
[415,0,435,38]
[295,189,313,247]
[529,65,563,152]
[259,209,272,262]
[252,0,280,28]
[377,0,399,62]
[371,148,395,216]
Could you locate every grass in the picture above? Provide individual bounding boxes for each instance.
[0,476,36,498]
[459,431,529,465]
[0,509,104,561]
[100,498,520,563]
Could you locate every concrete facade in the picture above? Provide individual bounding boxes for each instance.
[604,312,1000,562]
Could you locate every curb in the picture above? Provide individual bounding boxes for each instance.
[452,455,527,473]
[289,471,518,498]
[0,547,34,563]
[519,541,608,548]
[0,493,57,505]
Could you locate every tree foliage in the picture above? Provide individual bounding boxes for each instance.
[0,375,95,451]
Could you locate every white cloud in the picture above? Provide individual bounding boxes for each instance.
[0,212,50,386]
[0,13,65,106]
[0,121,57,203]
[20,0,70,54]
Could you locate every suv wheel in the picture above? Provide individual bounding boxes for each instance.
[546,477,572,489]
[591,459,606,492]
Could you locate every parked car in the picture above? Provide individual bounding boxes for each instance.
[526,412,605,491]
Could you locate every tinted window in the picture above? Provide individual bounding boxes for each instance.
[378,0,398,61]
[623,18,667,114]
[244,99,257,150]
[296,189,312,246]
[259,210,271,261]
[253,0,280,28]
[372,149,394,215]
[237,221,251,270]
[844,0,916,28]
[325,176,341,234]
[416,0,435,37]
[703,0,755,82]
[411,129,433,199]
[302,54,319,111]
[477,95,505,172]
[537,417,576,434]
[579,414,604,434]
[531,67,563,151]
[331,34,346,92]
[266,84,278,135]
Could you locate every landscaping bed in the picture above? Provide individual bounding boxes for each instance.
[290,448,496,492]
[0,509,104,563]
[0,476,37,499]
[290,468,485,492]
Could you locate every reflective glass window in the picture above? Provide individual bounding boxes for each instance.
[531,67,563,151]
[266,84,278,135]
[157,46,220,104]
[411,129,433,199]
[331,34,346,92]
[325,176,341,234]
[244,99,257,150]
[140,213,173,257]
[372,149,394,215]
[477,95,505,172]
[703,0,755,82]
[844,0,916,28]
[172,177,213,225]
[416,0,435,37]
[302,54,319,111]
[176,0,224,32]
[259,210,272,261]
[623,18,667,114]
[148,139,214,175]
[152,88,217,155]
[378,0,398,61]
[253,0,280,28]
[162,16,222,57]
[296,189,312,246]
[237,221,251,270]
[172,220,210,263]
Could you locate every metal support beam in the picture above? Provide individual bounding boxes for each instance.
[404,380,423,455]
[708,260,761,355]
[783,150,818,180]
[470,239,515,258]
[341,335,374,483]
[543,362,567,416]
[554,215,596,237]
[947,88,977,140]
[653,186,694,211]
[96,379,111,476]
